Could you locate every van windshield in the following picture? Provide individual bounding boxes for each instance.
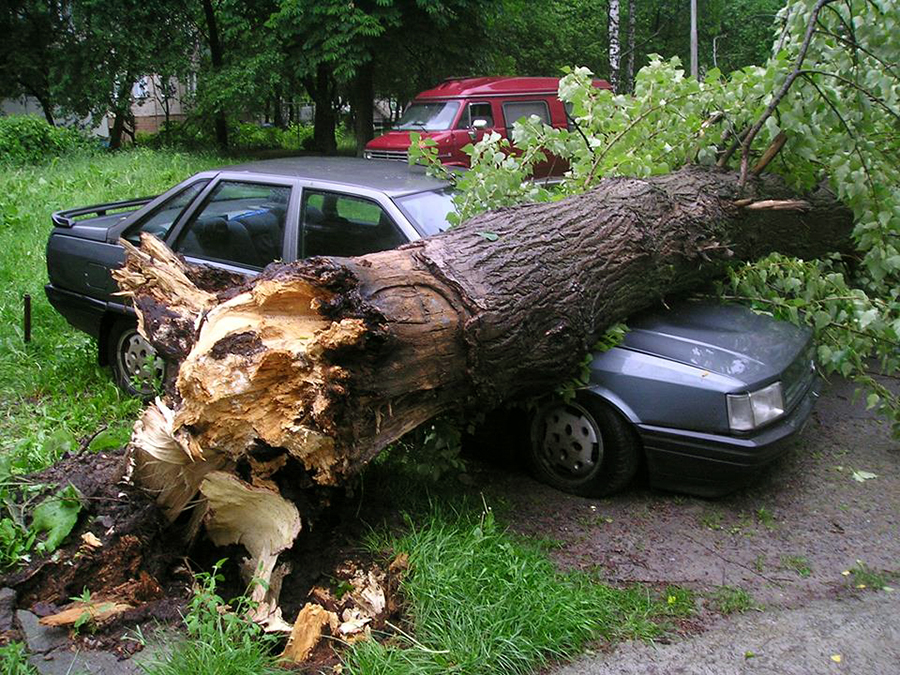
[395,102,460,131]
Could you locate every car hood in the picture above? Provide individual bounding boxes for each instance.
[620,301,811,386]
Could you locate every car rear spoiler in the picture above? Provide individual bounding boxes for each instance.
[51,197,155,228]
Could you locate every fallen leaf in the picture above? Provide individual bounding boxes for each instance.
[31,484,83,553]
[831,654,842,663]
[476,231,499,242]
[744,651,755,659]
[852,470,877,482]
[841,570,851,576]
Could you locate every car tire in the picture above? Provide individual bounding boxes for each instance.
[107,319,165,398]
[528,395,640,497]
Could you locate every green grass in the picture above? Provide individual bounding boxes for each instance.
[344,505,688,675]
[0,148,228,474]
[0,641,37,674]
[138,561,287,675]
[780,555,812,578]
[710,585,757,614]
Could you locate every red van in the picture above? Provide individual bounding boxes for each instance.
[363,77,612,171]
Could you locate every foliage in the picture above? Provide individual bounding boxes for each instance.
[30,483,82,554]
[231,123,315,151]
[345,504,685,674]
[140,560,285,675]
[0,116,91,165]
[415,0,900,434]
[383,416,466,482]
[0,642,37,675]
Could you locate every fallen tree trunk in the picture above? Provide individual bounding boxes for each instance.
[114,164,852,625]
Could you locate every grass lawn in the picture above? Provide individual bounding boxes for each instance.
[0,148,228,473]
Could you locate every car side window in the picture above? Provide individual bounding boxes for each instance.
[456,102,494,129]
[123,180,209,244]
[173,181,291,269]
[502,100,551,127]
[300,190,407,258]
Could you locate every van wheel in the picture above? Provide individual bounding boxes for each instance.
[107,320,165,398]
[528,396,640,497]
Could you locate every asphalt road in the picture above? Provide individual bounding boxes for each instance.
[553,591,899,675]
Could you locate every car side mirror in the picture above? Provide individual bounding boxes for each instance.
[468,118,489,141]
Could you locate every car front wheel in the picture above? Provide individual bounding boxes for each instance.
[528,396,640,497]
[108,320,165,398]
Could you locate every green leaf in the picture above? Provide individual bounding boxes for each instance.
[88,426,132,453]
[476,231,500,242]
[31,484,83,554]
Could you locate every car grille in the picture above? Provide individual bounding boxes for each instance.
[366,150,409,162]
[782,342,816,411]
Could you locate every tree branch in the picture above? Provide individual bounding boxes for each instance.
[738,0,836,185]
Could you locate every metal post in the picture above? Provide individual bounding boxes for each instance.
[23,294,31,343]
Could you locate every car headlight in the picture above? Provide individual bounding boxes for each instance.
[727,382,785,431]
[363,151,373,160]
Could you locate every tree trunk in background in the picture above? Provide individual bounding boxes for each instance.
[304,63,337,154]
[690,0,699,79]
[350,60,375,156]
[108,79,133,150]
[608,0,621,92]
[626,0,636,93]
[201,0,229,150]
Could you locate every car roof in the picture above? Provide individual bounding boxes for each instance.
[415,76,612,99]
[219,157,452,197]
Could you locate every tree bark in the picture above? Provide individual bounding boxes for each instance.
[608,0,621,92]
[626,0,636,94]
[201,0,229,150]
[114,165,852,619]
[350,60,375,156]
[303,64,337,154]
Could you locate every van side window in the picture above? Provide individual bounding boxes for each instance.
[502,100,551,127]
[457,102,494,129]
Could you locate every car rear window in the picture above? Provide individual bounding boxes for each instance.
[123,180,209,244]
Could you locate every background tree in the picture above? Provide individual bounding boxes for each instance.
[0,0,68,124]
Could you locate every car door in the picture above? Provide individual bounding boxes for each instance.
[450,100,501,165]
[168,176,298,274]
[297,188,409,259]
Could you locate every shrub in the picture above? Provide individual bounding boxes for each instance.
[0,115,90,164]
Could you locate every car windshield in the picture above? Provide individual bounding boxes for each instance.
[394,102,460,131]
[394,188,459,236]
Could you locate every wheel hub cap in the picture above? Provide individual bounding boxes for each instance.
[539,403,602,478]
[119,332,164,391]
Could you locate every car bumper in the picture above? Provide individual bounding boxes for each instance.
[44,283,105,339]
[639,378,820,497]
